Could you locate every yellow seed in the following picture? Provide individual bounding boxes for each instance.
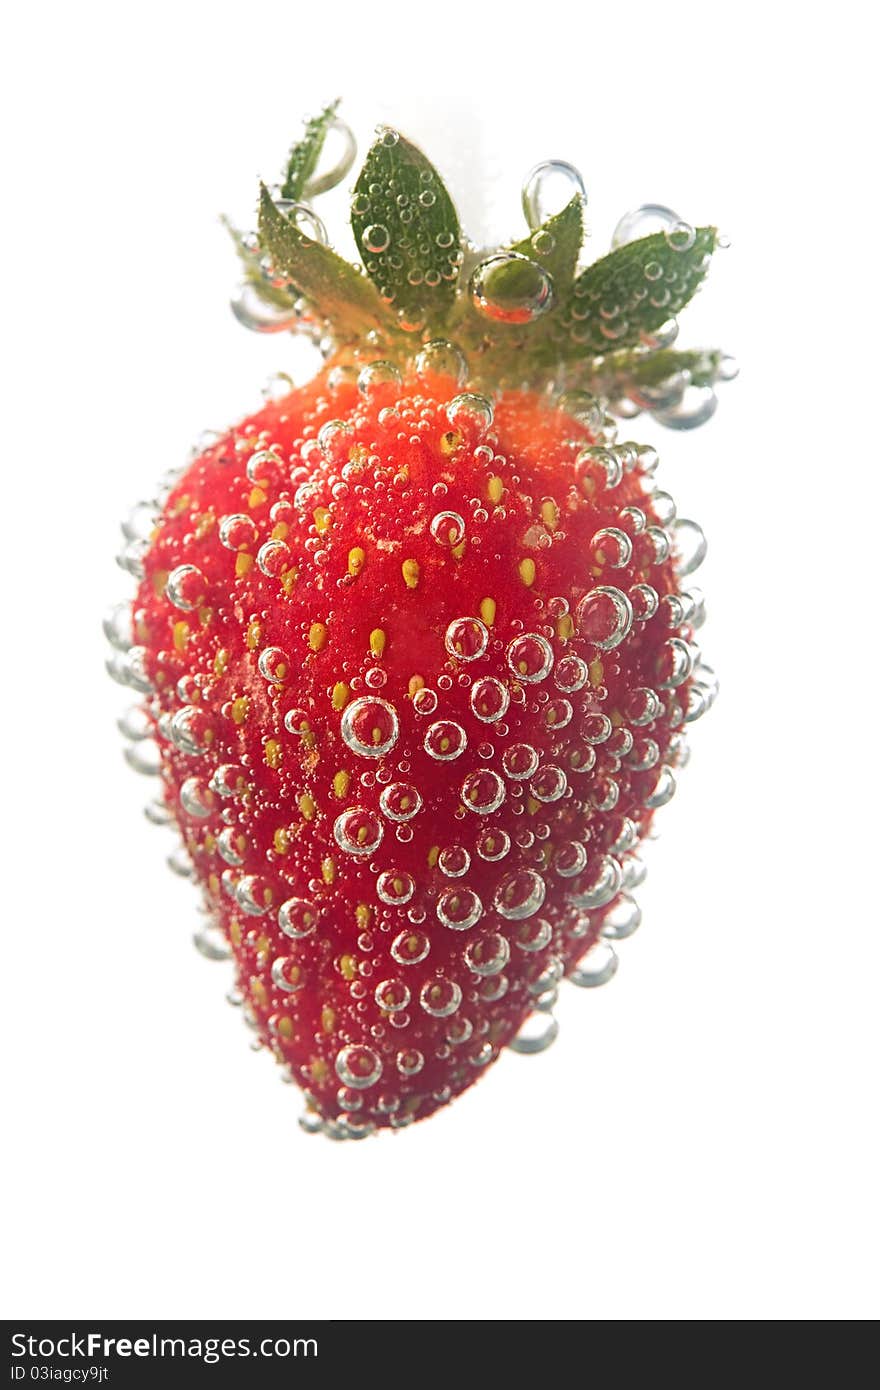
[452,538,467,561]
[321,1006,336,1034]
[348,443,368,467]
[298,793,316,820]
[557,614,574,641]
[440,429,462,455]
[235,552,253,578]
[271,521,289,541]
[541,499,559,530]
[309,1057,330,1082]
[313,506,332,534]
[277,1014,294,1040]
[355,904,372,929]
[331,681,350,711]
[333,770,350,799]
[340,954,357,982]
[479,597,497,627]
[256,935,270,966]
[526,796,541,816]
[309,622,328,652]
[248,486,267,509]
[273,827,290,855]
[264,739,282,769]
[251,978,267,1008]
[231,696,249,725]
[213,648,229,677]
[207,871,219,894]
[321,856,336,884]
[401,558,420,589]
[427,845,440,869]
[408,674,425,697]
[369,627,386,657]
[348,546,366,577]
[172,493,190,517]
[194,512,214,540]
[610,709,624,727]
[204,832,216,853]
[172,621,189,652]
[198,607,212,627]
[281,567,297,596]
[246,619,263,651]
[589,657,605,687]
[487,475,504,504]
[152,569,169,597]
[229,918,242,948]
[403,1095,422,1116]
[519,557,536,587]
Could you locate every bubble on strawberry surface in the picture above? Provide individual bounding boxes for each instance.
[522,159,586,228]
[218,513,258,551]
[257,540,292,577]
[178,776,215,819]
[569,940,619,988]
[600,893,643,940]
[470,253,553,324]
[589,527,632,570]
[335,1044,382,1090]
[117,704,151,741]
[121,499,160,542]
[630,583,660,622]
[378,782,422,821]
[396,1048,424,1077]
[116,538,149,579]
[495,868,547,920]
[271,957,306,993]
[476,827,511,861]
[576,586,633,650]
[644,765,677,809]
[123,739,161,776]
[442,395,495,448]
[530,765,568,803]
[446,1017,474,1047]
[414,339,467,385]
[216,827,244,866]
[235,874,273,917]
[506,633,554,683]
[569,855,623,910]
[373,978,411,1013]
[391,929,430,966]
[377,871,415,905]
[278,897,318,939]
[655,637,694,688]
[362,222,390,253]
[333,806,384,856]
[654,382,719,431]
[103,602,134,651]
[575,445,623,494]
[554,842,589,879]
[543,699,573,731]
[356,360,402,397]
[510,1011,559,1054]
[553,655,589,694]
[341,696,400,759]
[612,202,687,249]
[164,564,206,612]
[444,616,488,662]
[257,646,291,684]
[464,932,511,976]
[514,917,554,953]
[461,768,506,814]
[412,686,438,716]
[470,676,510,723]
[169,706,213,756]
[436,887,483,931]
[430,510,466,546]
[420,978,462,1018]
[438,845,470,877]
[424,719,467,761]
[673,517,708,576]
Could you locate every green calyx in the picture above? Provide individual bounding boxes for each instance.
[226,104,733,421]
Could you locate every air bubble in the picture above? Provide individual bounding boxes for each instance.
[461,769,506,814]
[576,586,633,649]
[424,720,467,761]
[379,782,422,821]
[436,887,483,931]
[470,676,510,723]
[444,617,488,662]
[341,696,400,758]
[496,869,546,920]
[470,254,553,324]
[333,806,384,856]
[335,1044,382,1090]
[506,633,554,683]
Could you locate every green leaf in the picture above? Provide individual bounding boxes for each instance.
[558,226,717,357]
[221,215,297,311]
[281,100,340,202]
[508,194,584,300]
[258,185,393,340]
[351,130,461,332]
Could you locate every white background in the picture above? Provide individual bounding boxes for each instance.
[2,0,876,1321]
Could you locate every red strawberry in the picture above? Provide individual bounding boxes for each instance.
[109,107,728,1135]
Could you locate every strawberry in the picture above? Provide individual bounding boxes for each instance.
[109,104,729,1136]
